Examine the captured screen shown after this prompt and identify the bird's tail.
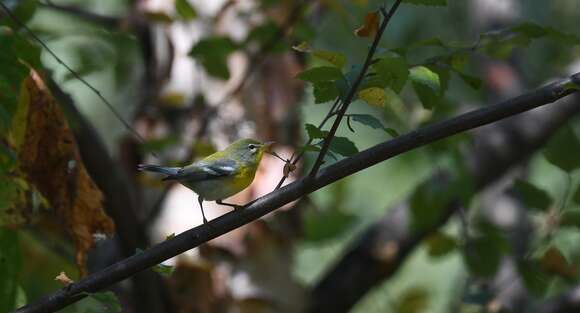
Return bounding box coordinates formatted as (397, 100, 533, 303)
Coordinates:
(137, 164, 181, 176)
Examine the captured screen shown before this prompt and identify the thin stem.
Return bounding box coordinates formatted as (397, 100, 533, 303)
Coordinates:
(274, 98, 341, 190)
(309, 1, 403, 177)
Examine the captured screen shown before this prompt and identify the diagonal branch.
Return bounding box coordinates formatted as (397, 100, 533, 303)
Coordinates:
(309, 0, 403, 176)
(13, 73, 580, 313)
(309, 87, 580, 313)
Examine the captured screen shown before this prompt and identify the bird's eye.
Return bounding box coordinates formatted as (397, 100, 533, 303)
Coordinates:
(248, 144, 257, 152)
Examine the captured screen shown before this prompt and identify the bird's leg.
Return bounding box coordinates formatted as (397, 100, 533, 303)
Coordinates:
(216, 200, 244, 211)
(198, 195, 208, 224)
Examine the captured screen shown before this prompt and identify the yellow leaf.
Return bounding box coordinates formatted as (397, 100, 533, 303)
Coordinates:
(354, 11, 379, 38)
(358, 87, 386, 107)
(160, 91, 186, 107)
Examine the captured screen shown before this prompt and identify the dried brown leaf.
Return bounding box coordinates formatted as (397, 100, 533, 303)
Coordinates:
(17, 71, 115, 276)
(354, 11, 379, 38)
(54, 271, 74, 286)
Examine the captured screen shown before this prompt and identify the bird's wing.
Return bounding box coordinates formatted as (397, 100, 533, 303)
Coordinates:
(163, 159, 238, 181)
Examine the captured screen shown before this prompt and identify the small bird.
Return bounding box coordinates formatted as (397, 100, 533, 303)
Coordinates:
(138, 139, 275, 224)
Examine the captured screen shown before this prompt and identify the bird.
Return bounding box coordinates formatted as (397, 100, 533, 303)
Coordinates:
(138, 139, 275, 224)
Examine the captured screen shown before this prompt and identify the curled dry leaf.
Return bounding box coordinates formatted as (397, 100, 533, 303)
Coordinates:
(54, 271, 74, 286)
(283, 162, 296, 177)
(354, 11, 380, 38)
(15, 71, 115, 276)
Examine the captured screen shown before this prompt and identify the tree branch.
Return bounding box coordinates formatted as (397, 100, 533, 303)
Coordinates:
(13, 73, 580, 313)
(309, 87, 580, 312)
(309, 1, 403, 176)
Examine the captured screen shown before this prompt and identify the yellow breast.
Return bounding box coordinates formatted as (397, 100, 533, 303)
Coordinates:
(186, 164, 258, 201)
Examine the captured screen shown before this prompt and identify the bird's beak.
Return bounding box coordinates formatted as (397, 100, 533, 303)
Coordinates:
(262, 141, 276, 153)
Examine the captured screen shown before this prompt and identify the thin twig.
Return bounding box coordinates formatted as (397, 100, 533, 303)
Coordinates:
(309, 2, 403, 177)
(274, 98, 341, 190)
(14, 71, 580, 313)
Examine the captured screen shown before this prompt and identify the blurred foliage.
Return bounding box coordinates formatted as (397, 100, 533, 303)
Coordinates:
(1, 0, 580, 312)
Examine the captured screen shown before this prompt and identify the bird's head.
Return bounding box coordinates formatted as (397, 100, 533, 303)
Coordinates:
(225, 139, 275, 164)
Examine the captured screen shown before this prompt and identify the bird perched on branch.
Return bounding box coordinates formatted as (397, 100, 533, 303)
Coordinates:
(138, 139, 275, 224)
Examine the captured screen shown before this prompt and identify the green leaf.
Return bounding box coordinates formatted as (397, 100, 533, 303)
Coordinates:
(463, 222, 508, 278)
(448, 51, 469, 71)
(512, 179, 553, 212)
(425, 231, 457, 258)
(296, 66, 344, 83)
(305, 123, 327, 139)
(63, 41, 114, 81)
(329, 136, 358, 157)
(402, 0, 447, 6)
(372, 56, 409, 93)
(409, 66, 441, 109)
(336, 64, 362, 101)
(385, 128, 400, 138)
(560, 208, 580, 229)
(457, 72, 482, 90)
(0, 229, 21, 312)
(304, 209, 357, 243)
(0, 30, 41, 135)
(246, 21, 279, 45)
(0, 0, 37, 27)
(543, 126, 580, 172)
(411, 37, 446, 48)
(409, 178, 453, 232)
(395, 287, 429, 313)
(291, 21, 316, 41)
(349, 114, 384, 130)
(313, 50, 347, 68)
(189, 37, 237, 79)
(349, 114, 397, 137)
(153, 264, 175, 276)
(517, 260, 550, 296)
(299, 144, 321, 153)
(87, 291, 122, 313)
(175, 0, 197, 20)
(510, 22, 580, 44)
(548, 227, 580, 264)
(313, 81, 339, 103)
